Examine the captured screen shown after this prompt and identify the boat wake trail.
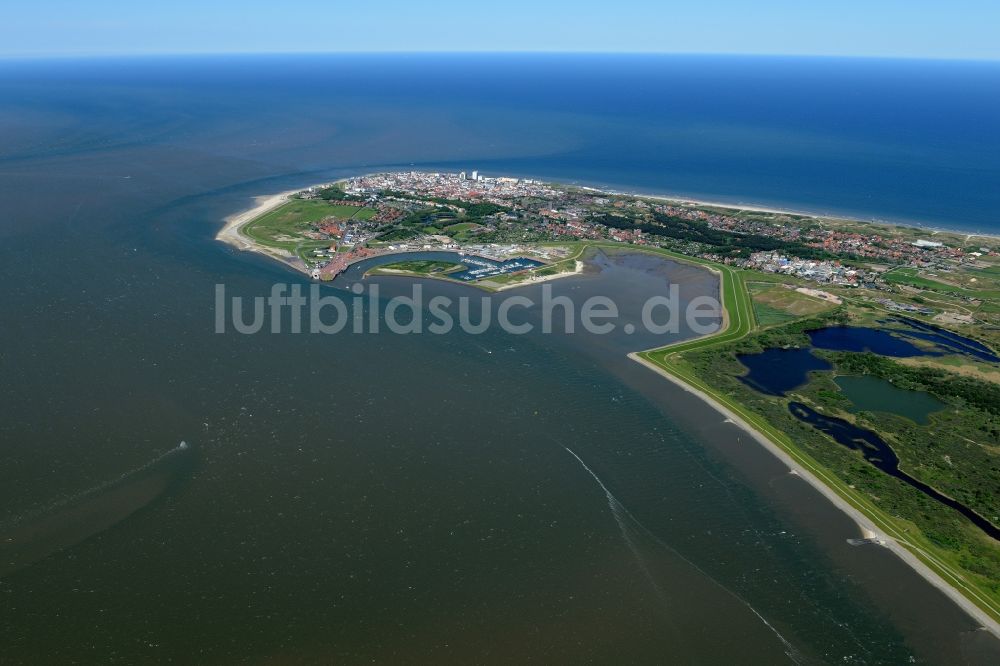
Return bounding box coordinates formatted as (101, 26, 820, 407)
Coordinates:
(562, 446, 804, 665)
(562, 446, 670, 605)
(0, 442, 193, 579)
(1, 442, 190, 531)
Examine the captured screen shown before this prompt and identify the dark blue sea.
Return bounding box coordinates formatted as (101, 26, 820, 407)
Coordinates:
(2, 55, 999, 663)
(3, 53, 999, 231)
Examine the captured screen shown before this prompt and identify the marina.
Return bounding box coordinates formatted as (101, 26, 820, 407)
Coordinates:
(448, 256, 545, 281)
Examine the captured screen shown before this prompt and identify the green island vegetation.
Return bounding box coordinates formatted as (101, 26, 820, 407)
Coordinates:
(590, 210, 835, 259)
(243, 199, 334, 247)
(367, 259, 464, 277)
(635, 256, 1000, 624)
(314, 184, 366, 202)
(883, 266, 1000, 300)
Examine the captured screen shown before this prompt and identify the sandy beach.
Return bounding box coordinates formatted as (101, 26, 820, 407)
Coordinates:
(216, 188, 319, 275)
(628, 351, 1000, 638)
(580, 185, 1000, 241)
(215, 188, 302, 250)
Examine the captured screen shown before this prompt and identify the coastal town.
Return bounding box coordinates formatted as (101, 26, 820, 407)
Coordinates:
(221, 170, 1000, 326)
(322, 172, 997, 274)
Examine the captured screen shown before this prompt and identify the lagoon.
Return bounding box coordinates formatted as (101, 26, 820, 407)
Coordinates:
(788, 403, 1000, 542)
(834, 375, 946, 425)
(737, 348, 831, 396)
(808, 326, 936, 357)
(810, 324, 1000, 363)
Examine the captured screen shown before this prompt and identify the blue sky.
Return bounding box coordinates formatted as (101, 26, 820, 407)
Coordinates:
(2, 0, 999, 60)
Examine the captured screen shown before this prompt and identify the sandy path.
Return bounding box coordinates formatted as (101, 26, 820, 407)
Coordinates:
(490, 260, 584, 291)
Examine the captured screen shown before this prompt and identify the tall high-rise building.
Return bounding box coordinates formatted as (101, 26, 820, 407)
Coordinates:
(471, 170, 478, 181)
(459, 171, 467, 181)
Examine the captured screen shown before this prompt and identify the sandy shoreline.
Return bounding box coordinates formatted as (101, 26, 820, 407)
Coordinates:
(583, 186, 1000, 242)
(490, 260, 584, 291)
(627, 351, 1000, 638)
(216, 188, 325, 275)
(215, 188, 303, 251)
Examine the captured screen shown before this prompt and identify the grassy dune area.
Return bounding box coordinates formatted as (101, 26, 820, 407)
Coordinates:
(884, 266, 1000, 299)
(242, 199, 376, 251)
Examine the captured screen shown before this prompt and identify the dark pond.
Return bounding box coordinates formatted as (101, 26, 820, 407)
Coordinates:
(788, 403, 1000, 541)
(737, 348, 831, 396)
(810, 323, 1000, 363)
(808, 327, 938, 357)
(896, 318, 1000, 363)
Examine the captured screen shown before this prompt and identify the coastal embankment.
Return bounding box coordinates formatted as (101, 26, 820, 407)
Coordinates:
(627, 353, 1000, 638)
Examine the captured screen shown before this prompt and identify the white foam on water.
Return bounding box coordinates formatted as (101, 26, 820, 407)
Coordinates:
(563, 445, 804, 665)
(562, 446, 668, 601)
(1, 442, 191, 531)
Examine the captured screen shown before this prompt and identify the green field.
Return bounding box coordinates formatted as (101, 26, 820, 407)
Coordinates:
(883, 267, 967, 291)
(243, 200, 336, 249)
(242, 199, 377, 251)
(370, 259, 463, 276)
(883, 266, 1000, 299)
(749, 282, 837, 326)
(328, 204, 376, 220)
(751, 300, 799, 327)
(444, 222, 481, 233)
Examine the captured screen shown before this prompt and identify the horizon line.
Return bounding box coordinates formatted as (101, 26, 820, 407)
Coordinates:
(1, 50, 999, 64)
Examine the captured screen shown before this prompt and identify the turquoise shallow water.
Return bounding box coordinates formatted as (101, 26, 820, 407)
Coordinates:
(1, 55, 999, 663)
